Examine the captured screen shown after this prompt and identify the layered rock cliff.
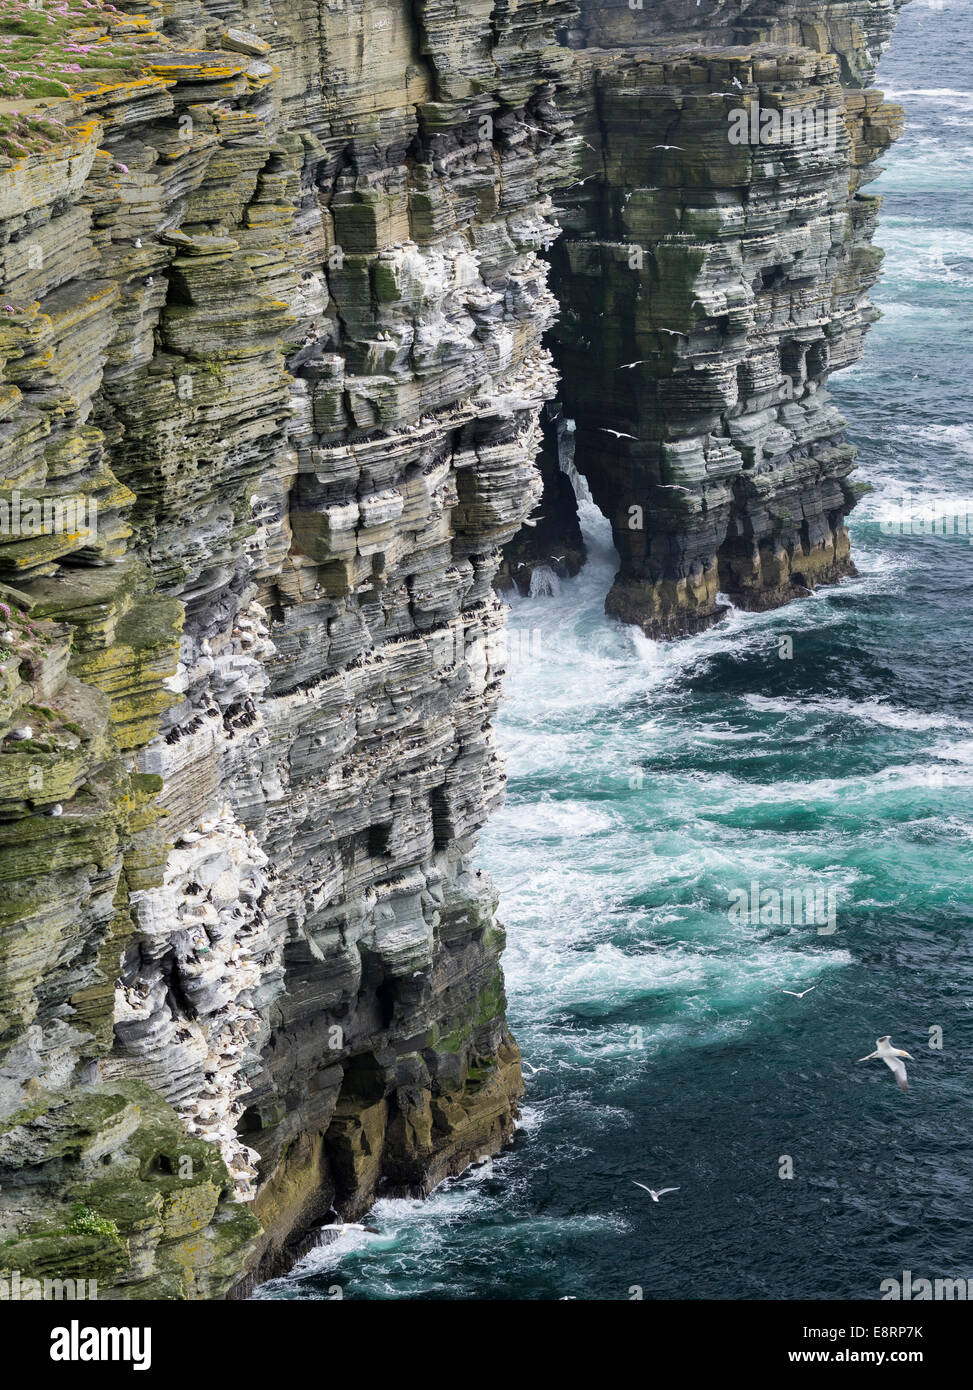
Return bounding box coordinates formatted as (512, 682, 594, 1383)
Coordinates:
(516, 0, 907, 634)
(0, 0, 904, 1299)
(0, 0, 576, 1297)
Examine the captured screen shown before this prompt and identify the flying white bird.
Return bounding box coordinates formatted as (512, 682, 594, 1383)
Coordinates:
(522, 1061, 549, 1075)
(653, 144, 684, 151)
(778, 982, 819, 998)
(599, 428, 638, 440)
(858, 1035, 913, 1094)
(617, 360, 647, 370)
(633, 1182, 680, 1202)
(731, 76, 744, 90)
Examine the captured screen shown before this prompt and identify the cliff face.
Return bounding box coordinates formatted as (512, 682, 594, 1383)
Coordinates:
(0, 0, 904, 1299)
(0, 0, 575, 1296)
(526, 0, 907, 634)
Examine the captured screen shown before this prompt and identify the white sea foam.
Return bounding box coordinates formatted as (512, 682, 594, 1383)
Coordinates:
(743, 692, 971, 733)
(888, 420, 973, 454)
(883, 87, 973, 109)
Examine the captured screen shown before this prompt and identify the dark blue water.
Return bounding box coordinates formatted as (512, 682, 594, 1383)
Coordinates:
(258, 1, 973, 1300)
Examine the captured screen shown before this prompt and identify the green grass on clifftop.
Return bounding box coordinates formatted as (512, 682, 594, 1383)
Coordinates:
(0, 0, 162, 155)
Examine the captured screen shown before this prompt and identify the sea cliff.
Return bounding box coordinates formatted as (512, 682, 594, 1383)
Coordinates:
(0, 0, 906, 1296)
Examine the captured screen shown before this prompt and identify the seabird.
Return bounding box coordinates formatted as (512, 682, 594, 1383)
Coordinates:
(632, 1182, 680, 1202)
(599, 428, 638, 440)
(522, 1061, 548, 1075)
(617, 361, 647, 370)
(7, 725, 32, 740)
(858, 1035, 913, 1093)
(47, 804, 63, 817)
(778, 982, 819, 998)
(652, 144, 684, 151)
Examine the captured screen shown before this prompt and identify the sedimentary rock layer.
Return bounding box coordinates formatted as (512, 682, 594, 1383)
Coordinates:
(0, 0, 575, 1296)
(533, 0, 907, 635)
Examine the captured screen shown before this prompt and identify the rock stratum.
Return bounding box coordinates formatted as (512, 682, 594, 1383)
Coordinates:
(524, 0, 909, 632)
(0, 0, 904, 1297)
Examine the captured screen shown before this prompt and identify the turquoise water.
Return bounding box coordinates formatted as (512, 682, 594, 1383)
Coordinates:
(258, 2, 973, 1300)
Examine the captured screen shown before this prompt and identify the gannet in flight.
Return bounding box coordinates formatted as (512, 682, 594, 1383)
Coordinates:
(778, 982, 819, 998)
(632, 1182, 680, 1202)
(617, 360, 647, 370)
(858, 1036, 913, 1093)
(599, 427, 638, 440)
